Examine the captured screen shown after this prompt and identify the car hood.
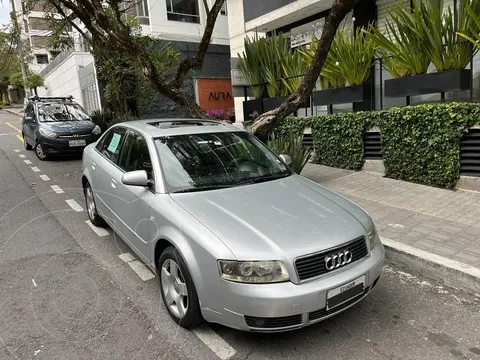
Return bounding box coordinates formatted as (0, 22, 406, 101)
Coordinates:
(42, 120, 95, 134)
(170, 174, 371, 261)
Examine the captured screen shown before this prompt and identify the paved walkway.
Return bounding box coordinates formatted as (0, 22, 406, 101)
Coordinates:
(302, 164, 480, 268)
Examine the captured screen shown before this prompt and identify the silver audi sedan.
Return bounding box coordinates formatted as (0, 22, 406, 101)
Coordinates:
(81, 119, 385, 332)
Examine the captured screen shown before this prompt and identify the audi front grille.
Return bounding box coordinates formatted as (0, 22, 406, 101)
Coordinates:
(294, 237, 369, 281)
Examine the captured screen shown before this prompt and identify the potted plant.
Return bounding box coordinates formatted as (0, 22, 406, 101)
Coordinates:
(304, 27, 376, 107)
(370, 0, 479, 98)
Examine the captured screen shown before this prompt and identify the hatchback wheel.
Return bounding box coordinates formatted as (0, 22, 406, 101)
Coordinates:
(84, 181, 106, 227)
(35, 142, 48, 160)
(159, 247, 203, 328)
(23, 135, 32, 150)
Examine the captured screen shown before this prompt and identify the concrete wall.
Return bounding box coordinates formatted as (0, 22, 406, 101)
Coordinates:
(37, 52, 96, 108)
(242, 0, 296, 22)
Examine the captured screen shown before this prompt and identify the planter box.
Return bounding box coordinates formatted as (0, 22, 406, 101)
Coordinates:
(385, 69, 471, 98)
(242, 99, 263, 121)
(313, 83, 372, 106)
(262, 96, 311, 112)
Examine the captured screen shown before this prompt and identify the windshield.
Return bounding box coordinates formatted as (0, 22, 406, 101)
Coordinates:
(155, 131, 292, 193)
(37, 102, 91, 122)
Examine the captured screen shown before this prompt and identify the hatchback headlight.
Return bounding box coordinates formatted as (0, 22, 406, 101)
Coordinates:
(39, 128, 57, 139)
(92, 125, 101, 135)
(218, 260, 289, 283)
(368, 224, 380, 249)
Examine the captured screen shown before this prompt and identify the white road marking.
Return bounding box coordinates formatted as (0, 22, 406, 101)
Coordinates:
(31, 166, 41, 172)
(14, 149, 21, 153)
(193, 325, 237, 360)
(39, 174, 50, 181)
(65, 199, 84, 212)
(128, 260, 155, 281)
(18, 154, 25, 158)
(24, 160, 32, 164)
(86, 220, 109, 237)
(50, 185, 64, 194)
(32, 279, 37, 287)
(119, 253, 136, 263)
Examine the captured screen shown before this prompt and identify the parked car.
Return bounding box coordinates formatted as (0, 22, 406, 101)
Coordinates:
(81, 119, 385, 332)
(22, 96, 101, 160)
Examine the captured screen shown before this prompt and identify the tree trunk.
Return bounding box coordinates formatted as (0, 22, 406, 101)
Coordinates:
(250, 0, 357, 139)
(34, 87, 38, 96)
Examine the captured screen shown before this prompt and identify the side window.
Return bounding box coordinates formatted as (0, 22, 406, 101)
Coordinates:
(118, 130, 153, 179)
(25, 104, 34, 118)
(96, 127, 127, 165)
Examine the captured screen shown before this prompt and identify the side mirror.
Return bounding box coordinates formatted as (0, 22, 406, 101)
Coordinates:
(121, 170, 152, 187)
(24, 116, 35, 123)
(279, 154, 292, 166)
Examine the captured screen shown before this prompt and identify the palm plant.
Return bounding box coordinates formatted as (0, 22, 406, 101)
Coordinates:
(420, 0, 480, 72)
(238, 34, 265, 98)
(280, 48, 308, 95)
(333, 26, 377, 86)
(457, 2, 480, 50)
(367, 1, 430, 77)
(263, 33, 288, 97)
(267, 130, 312, 174)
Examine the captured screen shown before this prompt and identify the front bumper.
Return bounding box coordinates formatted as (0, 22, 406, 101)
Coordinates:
(201, 242, 385, 332)
(39, 134, 98, 155)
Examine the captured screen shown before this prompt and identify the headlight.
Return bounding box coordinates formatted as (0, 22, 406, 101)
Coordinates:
(92, 125, 101, 135)
(368, 224, 380, 249)
(218, 260, 289, 283)
(39, 128, 57, 139)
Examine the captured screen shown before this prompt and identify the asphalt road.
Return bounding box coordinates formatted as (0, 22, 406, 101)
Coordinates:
(1, 110, 480, 360)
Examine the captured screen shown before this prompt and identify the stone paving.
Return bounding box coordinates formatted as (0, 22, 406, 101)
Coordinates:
(302, 164, 480, 268)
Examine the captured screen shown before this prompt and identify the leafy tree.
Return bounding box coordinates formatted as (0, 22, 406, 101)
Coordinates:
(249, 0, 357, 139)
(0, 30, 21, 101)
(27, 0, 226, 118)
(25, 73, 44, 96)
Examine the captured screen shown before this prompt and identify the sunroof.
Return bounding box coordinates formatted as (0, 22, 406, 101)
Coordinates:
(148, 120, 223, 129)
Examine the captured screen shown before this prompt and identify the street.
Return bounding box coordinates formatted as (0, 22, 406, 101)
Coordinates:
(1, 110, 480, 360)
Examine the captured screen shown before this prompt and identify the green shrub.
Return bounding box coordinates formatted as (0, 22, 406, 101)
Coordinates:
(267, 130, 313, 174)
(274, 102, 480, 188)
(376, 103, 480, 188)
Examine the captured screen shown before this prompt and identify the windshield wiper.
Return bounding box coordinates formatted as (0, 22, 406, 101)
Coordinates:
(173, 184, 233, 193)
(234, 173, 290, 185)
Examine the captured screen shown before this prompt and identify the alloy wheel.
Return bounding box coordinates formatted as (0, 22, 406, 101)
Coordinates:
(35, 143, 47, 160)
(86, 186, 96, 221)
(161, 259, 189, 319)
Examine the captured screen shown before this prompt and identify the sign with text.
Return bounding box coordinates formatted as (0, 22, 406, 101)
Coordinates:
(231, 69, 250, 86)
(290, 18, 325, 48)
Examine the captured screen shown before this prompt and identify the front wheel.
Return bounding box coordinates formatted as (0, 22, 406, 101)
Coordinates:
(35, 142, 48, 160)
(23, 135, 32, 150)
(158, 247, 203, 328)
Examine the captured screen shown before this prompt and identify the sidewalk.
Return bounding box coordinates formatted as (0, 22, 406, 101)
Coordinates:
(302, 164, 480, 269)
(1, 106, 23, 116)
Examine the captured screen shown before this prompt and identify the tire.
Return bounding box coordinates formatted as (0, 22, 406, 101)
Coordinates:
(158, 247, 203, 328)
(23, 135, 32, 150)
(83, 181, 107, 227)
(35, 142, 48, 160)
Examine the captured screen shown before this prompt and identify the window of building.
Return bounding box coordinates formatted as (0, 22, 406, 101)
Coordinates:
(220, 1, 227, 15)
(135, 0, 150, 24)
(166, 0, 200, 24)
(36, 54, 49, 64)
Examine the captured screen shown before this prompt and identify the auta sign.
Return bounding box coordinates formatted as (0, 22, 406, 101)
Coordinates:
(290, 18, 325, 48)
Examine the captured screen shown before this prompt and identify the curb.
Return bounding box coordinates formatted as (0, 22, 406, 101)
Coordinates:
(382, 237, 480, 295)
(1, 108, 23, 117)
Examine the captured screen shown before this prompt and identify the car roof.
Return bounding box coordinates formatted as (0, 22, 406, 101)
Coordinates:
(112, 119, 246, 137)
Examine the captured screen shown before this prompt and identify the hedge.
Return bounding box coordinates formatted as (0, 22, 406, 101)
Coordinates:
(275, 102, 480, 188)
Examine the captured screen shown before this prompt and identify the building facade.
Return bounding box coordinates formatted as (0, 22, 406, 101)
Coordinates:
(228, 0, 480, 122)
(32, 0, 231, 117)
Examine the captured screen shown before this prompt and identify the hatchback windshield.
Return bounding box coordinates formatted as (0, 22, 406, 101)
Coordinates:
(38, 102, 91, 122)
(155, 131, 292, 193)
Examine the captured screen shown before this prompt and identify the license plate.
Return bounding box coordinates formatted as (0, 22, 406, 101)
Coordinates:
(326, 275, 365, 310)
(69, 139, 86, 147)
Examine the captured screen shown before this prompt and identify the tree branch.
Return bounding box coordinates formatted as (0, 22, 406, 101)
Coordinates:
(203, 0, 210, 14)
(168, 0, 224, 90)
(250, 0, 357, 139)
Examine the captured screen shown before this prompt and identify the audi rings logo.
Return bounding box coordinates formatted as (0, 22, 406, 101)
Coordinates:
(325, 250, 353, 270)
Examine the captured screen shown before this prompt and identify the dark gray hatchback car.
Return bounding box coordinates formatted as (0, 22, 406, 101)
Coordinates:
(22, 96, 101, 160)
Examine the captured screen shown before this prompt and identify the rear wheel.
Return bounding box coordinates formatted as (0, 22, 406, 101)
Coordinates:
(35, 142, 48, 160)
(158, 247, 203, 328)
(84, 181, 107, 227)
(23, 135, 32, 150)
